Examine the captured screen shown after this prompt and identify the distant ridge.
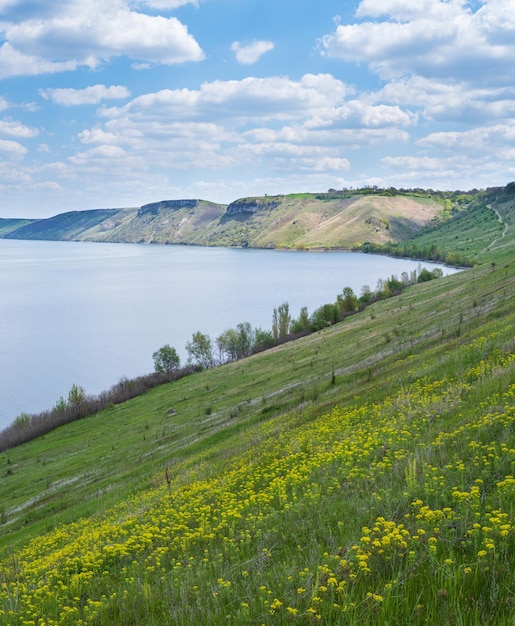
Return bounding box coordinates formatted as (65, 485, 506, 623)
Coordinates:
(1, 185, 512, 256)
(0, 208, 126, 241)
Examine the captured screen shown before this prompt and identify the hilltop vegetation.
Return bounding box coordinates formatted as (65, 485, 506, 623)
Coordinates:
(0, 184, 513, 624)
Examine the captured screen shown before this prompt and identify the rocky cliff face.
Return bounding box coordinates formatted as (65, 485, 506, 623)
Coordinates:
(138, 199, 199, 217)
(225, 198, 280, 216)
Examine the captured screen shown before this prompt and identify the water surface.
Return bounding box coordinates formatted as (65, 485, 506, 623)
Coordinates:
(0, 240, 458, 428)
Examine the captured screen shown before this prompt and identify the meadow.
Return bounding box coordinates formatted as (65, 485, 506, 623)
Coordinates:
(0, 193, 513, 624)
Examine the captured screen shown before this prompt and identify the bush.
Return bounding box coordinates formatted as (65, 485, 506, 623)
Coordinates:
(0, 366, 197, 453)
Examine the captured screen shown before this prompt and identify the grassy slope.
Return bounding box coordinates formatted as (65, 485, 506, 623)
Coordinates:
(0, 219, 35, 236)
(0, 194, 513, 624)
(402, 198, 508, 262)
(201, 194, 441, 249)
(3, 210, 128, 241)
(79, 201, 227, 245)
(1, 192, 442, 249)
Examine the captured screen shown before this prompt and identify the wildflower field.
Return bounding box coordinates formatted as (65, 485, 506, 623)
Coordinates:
(0, 201, 514, 624)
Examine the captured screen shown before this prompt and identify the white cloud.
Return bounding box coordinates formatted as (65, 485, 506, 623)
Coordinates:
(321, 0, 515, 86)
(101, 74, 351, 123)
(78, 128, 121, 145)
(0, 138, 27, 155)
(306, 101, 416, 130)
(70, 145, 127, 164)
(231, 40, 274, 65)
(0, 0, 19, 10)
(373, 76, 515, 124)
(0, 42, 77, 79)
(356, 0, 465, 21)
(138, 0, 199, 8)
(0, 1, 204, 77)
(417, 124, 515, 154)
(40, 85, 131, 106)
(0, 119, 39, 138)
(381, 155, 450, 171)
(33, 181, 62, 191)
(314, 157, 350, 172)
(70, 73, 416, 189)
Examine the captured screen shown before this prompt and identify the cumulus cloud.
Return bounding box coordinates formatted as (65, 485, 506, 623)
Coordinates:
(70, 73, 415, 189)
(100, 74, 351, 123)
(321, 0, 515, 86)
(381, 155, 450, 171)
(231, 40, 274, 65)
(0, 42, 77, 78)
(0, 119, 39, 138)
(0, 138, 27, 155)
(70, 145, 127, 164)
(306, 101, 416, 130)
(417, 124, 515, 154)
(40, 85, 131, 106)
(0, 1, 204, 77)
(372, 75, 515, 124)
(138, 0, 199, 8)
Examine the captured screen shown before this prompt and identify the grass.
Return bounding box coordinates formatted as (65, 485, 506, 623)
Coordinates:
(0, 192, 513, 624)
(406, 202, 504, 261)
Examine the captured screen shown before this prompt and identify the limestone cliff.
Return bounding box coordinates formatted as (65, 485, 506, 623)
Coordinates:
(138, 200, 199, 217)
(225, 198, 280, 215)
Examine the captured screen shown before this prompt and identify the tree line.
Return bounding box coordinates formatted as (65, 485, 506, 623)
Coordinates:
(153, 265, 444, 373)
(0, 264, 444, 453)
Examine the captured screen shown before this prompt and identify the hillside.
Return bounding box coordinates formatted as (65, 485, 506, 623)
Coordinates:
(0, 218, 35, 236)
(2, 209, 134, 241)
(0, 187, 513, 624)
(2, 189, 452, 250)
(378, 184, 515, 265)
(86, 199, 227, 245)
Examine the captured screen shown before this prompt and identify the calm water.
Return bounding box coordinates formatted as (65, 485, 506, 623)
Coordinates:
(0, 240, 458, 428)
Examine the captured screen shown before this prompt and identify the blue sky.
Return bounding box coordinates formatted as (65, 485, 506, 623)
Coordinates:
(0, 0, 514, 218)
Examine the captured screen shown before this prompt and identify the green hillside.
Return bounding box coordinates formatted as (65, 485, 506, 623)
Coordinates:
(0, 186, 513, 624)
(3, 209, 133, 241)
(0, 218, 35, 236)
(387, 185, 515, 264)
(82, 199, 227, 245)
(1, 188, 455, 250)
(199, 192, 441, 249)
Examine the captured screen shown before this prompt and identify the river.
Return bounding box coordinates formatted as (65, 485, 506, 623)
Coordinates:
(0, 239, 459, 428)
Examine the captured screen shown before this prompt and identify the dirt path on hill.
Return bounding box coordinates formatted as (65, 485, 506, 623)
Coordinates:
(484, 204, 509, 251)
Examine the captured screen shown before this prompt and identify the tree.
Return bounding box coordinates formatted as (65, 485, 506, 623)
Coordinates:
(186, 331, 214, 369)
(235, 321, 255, 358)
(153, 344, 180, 375)
(386, 274, 403, 295)
(216, 328, 240, 363)
(337, 286, 359, 314)
(272, 302, 291, 339)
(417, 267, 438, 282)
(291, 306, 310, 333)
(216, 322, 255, 363)
(254, 327, 274, 351)
(13, 413, 30, 430)
(359, 284, 373, 304)
(311, 302, 339, 330)
(67, 384, 88, 419)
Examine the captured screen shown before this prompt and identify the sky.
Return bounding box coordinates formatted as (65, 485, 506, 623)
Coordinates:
(0, 0, 514, 218)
